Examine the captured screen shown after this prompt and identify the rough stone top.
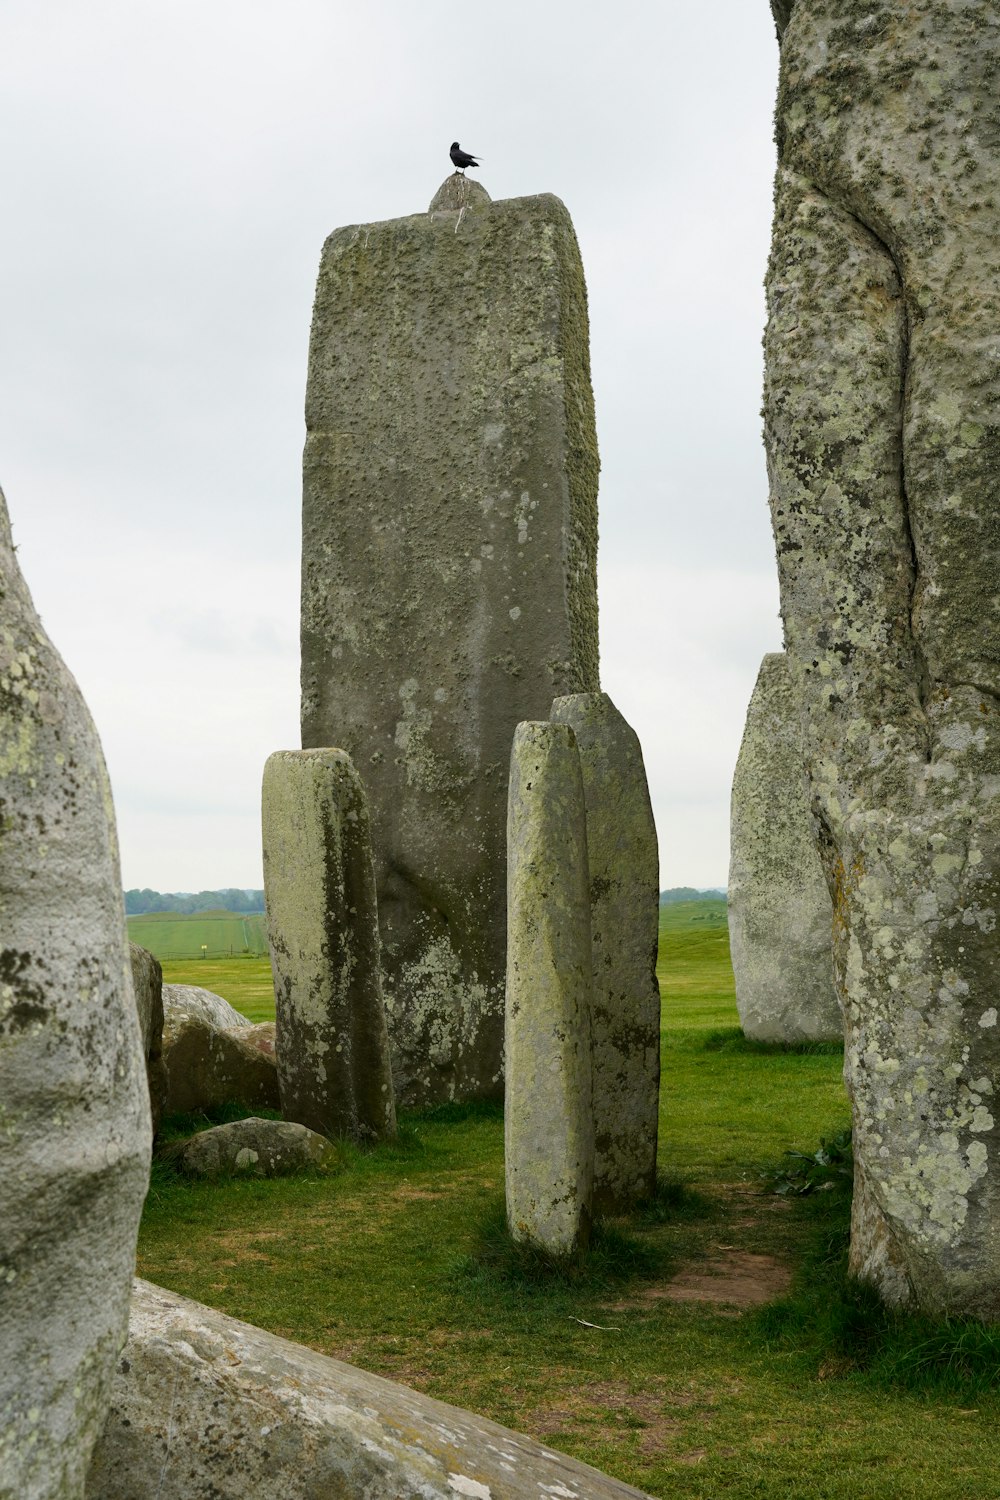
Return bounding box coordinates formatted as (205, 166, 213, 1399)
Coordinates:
(428, 173, 492, 212)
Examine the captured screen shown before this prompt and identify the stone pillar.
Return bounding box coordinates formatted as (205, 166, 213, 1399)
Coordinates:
(550, 691, 660, 1209)
(728, 653, 840, 1043)
(505, 722, 593, 1256)
(262, 749, 396, 1142)
(766, 2, 1000, 1317)
(301, 177, 600, 1108)
(130, 943, 168, 1137)
(0, 483, 151, 1496)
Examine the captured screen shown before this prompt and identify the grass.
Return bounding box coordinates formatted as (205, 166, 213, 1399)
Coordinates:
(128, 909, 268, 961)
(136, 900, 1000, 1497)
(160, 955, 275, 1023)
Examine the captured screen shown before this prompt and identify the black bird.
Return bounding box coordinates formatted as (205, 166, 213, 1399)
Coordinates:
(450, 141, 481, 174)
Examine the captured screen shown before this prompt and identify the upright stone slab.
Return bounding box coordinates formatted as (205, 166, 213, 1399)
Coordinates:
(766, 2, 1000, 1317)
(301, 179, 600, 1107)
(262, 749, 396, 1141)
(0, 484, 151, 1498)
(550, 691, 660, 1210)
(505, 722, 593, 1255)
(728, 653, 840, 1044)
(130, 943, 167, 1137)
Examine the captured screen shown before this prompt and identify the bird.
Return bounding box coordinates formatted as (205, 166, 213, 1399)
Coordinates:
(450, 142, 481, 174)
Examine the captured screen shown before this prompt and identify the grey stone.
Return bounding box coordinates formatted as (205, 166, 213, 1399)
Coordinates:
(262, 749, 396, 1141)
(0, 483, 151, 1498)
(161, 1014, 279, 1117)
(428, 174, 491, 212)
(550, 691, 660, 1210)
(87, 1279, 651, 1500)
(727, 653, 840, 1044)
(301, 182, 600, 1108)
(173, 1117, 339, 1178)
(162, 981, 251, 1030)
(505, 722, 594, 1256)
(765, 2, 1000, 1317)
(130, 943, 167, 1136)
(770, 0, 795, 40)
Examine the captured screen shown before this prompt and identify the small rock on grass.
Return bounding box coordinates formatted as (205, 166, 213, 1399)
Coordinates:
(173, 1117, 339, 1178)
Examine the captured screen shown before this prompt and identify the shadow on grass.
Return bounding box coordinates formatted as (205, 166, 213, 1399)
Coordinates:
(751, 1139, 1000, 1399)
(703, 1025, 844, 1058)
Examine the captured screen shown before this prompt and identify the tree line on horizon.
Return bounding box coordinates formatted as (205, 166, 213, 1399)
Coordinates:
(124, 888, 265, 916)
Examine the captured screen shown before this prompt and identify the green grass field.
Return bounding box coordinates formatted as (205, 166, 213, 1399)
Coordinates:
(138, 901, 1000, 1497)
(128, 909, 268, 961)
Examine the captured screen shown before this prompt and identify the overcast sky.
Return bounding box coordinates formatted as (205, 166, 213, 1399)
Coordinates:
(1, 0, 782, 892)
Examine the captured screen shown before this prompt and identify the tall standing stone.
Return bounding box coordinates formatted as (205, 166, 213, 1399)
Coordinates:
(0, 484, 151, 1497)
(505, 722, 593, 1256)
(728, 653, 840, 1043)
(550, 691, 660, 1209)
(766, 1, 1000, 1317)
(262, 749, 396, 1141)
(301, 179, 600, 1107)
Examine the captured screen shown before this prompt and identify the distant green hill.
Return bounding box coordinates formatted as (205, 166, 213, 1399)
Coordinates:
(127, 910, 268, 961)
(660, 886, 726, 904)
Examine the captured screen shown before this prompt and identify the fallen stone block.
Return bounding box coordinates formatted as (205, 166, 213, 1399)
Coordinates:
(161, 1014, 279, 1117)
(162, 981, 252, 1030)
(86, 1280, 650, 1500)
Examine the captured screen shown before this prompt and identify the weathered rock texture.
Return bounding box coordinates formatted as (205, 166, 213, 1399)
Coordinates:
(130, 942, 167, 1135)
(301, 180, 600, 1108)
(728, 653, 840, 1044)
(262, 748, 396, 1141)
(505, 722, 594, 1255)
(161, 1015, 279, 1117)
(550, 691, 660, 1209)
(766, 2, 1000, 1317)
(162, 981, 251, 1030)
(172, 1118, 338, 1178)
(0, 484, 151, 1498)
(87, 1280, 651, 1500)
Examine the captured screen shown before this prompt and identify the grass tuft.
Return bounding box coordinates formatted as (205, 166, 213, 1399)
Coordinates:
(452, 1198, 664, 1295)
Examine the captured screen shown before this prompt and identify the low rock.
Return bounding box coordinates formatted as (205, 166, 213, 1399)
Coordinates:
(86, 1279, 651, 1499)
(130, 943, 167, 1135)
(174, 1117, 338, 1178)
(161, 1014, 279, 1117)
(162, 982, 252, 1030)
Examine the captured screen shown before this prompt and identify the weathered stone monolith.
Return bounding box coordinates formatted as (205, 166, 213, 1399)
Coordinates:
(262, 749, 396, 1141)
(301, 180, 600, 1107)
(505, 722, 593, 1255)
(728, 653, 840, 1044)
(130, 943, 167, 1136)
(766, 2, 1000, 1317)
(86, 1280, 653, 1499)
(0, 483, 151, 1497)
(550, 691, 660, 1209)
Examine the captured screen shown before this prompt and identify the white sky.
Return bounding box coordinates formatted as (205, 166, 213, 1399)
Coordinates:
(0, 0, 783, 892)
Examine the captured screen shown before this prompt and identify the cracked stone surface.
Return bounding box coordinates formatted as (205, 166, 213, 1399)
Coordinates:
(262, 749, 396, 1142)
(766, 0, 1000, 1317)
(301, 180, 600, 1108)
(728, 653, 840, 1043)
(0, 483, 151, 1497)
(505, 722, 594, 1257)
